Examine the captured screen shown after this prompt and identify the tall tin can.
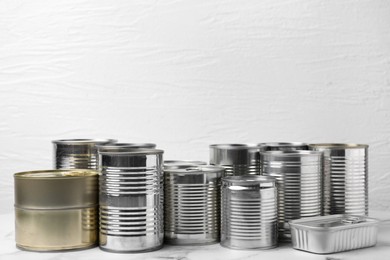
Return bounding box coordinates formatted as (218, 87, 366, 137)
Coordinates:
(309, 143, 368, 216)
(53, 139, 116, 170)
(221, 176, 278, 250)
(210, 144, 260, 176)
(14, 170, 99, 251)
(98, 147, 164, 253)
(258, 142, 309, 151)
(261, 150, 323, 241)
(164, 166, 225, 245)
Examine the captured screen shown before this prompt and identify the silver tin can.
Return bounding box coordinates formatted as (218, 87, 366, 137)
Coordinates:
(164, 166, 225, 245)
(164, 160, 207, 170)
(290, 215, 378, 254)
(221, 176, 278, 250)
(98, 147, 164, 253)
(53, 139, 116, 170)
(261, 150, 322, 241)
(309, 143, 368, 216)
(258, 142, 309, 151)
(210, 144, 260, 176)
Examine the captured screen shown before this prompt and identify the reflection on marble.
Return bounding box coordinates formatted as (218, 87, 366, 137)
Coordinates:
(1, 211, 390, 260)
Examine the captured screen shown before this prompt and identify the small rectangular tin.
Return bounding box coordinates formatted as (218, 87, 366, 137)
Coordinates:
(289, 215, 378, 254)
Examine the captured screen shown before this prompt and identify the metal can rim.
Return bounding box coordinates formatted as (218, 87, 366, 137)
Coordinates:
(209, 143, 259, 150)
(260, 150, 322, 156)
(52, 138, 117, 145)
(97, 143, 156, 150)
(309, 143, 368, 149)
(98, 148, 164, 155)
(222, 175, 276, 184)
(165, 165, 225, 174)
(14, 169, 98, 179)
(258, 142, 308, 147)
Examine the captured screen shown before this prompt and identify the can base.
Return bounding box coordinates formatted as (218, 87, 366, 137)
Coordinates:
(99, 244, 163, 254)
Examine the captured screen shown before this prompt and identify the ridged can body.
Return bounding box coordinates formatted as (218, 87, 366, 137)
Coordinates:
(261, 151, 322, 241)
(14, 170, 99, 251)
(258, 142, 309, 151)
(164, 166, 225, 245)
(210, 144, 260, 176)
(98, 148, 164, 253)
(309, 144, 368, 216)
(53, 139, 116, 170)
(221, 176, 278, 250)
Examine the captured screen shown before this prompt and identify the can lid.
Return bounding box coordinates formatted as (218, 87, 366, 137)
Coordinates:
(309, 143, 369, 149)
(289, 215, 378, 231)
(260, 150, 322, 156)
(99, 148, 164, 155)
(97, 143, 156, 150)
(52, 138, 117, 145)
(210, 143, 259, 150)
(165, 165, 225, 174)
(258, 142, 308, 149)
(222, 175, 276, 184)
(164, 160, 207, 169)
(14, 169, 98, 179)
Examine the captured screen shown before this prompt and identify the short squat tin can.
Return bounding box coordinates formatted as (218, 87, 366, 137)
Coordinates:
(98, 147, 164, 253)
(221, 176, 278, 250)
(14, 170, 99, 251)
(164, 166, 225, 245)
(53, 139, 116, 170)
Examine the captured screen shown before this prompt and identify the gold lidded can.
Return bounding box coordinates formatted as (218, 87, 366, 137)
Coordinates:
(14, 169, 99, 251)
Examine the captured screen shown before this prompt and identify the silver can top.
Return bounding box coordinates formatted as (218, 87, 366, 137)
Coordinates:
(52, 138, 117, 145)
(289, 215, 378, 230)
(309, 143, 369, 149)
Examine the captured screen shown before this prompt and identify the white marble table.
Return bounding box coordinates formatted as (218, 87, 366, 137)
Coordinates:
(1, 211, 390, 260)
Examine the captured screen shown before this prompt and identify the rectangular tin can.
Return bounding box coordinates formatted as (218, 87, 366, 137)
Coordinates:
(14, 170, 99, 251)
(289, 215, 378, 254)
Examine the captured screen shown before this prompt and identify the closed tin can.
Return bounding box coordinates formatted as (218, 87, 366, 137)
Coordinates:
(14, 170, 98, 251)
(261, 150, 322, 240)
(290, 215, 378, 254)
(210, 144, 260, 176)
(309, 143, 368, 216)
(53, 139, 116, 170)
(164, 160, 207, 170)
(164, 166, 225, 245)
(221, 176, 278, 250)
(258, 142, 309, 151)
(98, 147, 164, 253)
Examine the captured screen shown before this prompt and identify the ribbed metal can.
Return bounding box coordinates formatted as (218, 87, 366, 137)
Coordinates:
(164, 166, 225, 245)
(221, 176, 278, 250)
(14, 170, 98, 251)
(258, 142, 309, 151)
(309, 143, 368, 216)
(164, 160, 207, 170)
(98, 147, 164, 253)
(53, 139, 116, 170)
(210, 144, 260, 176)
(260, 150, 323, 241)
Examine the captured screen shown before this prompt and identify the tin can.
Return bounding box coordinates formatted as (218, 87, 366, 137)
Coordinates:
(290, 215, 378, 254)
(261, 150, 323, 240)
(98, 147, 164, 253)
(309, 143, 368, 216)
(258, 142, 309, 151)
(164, 160, 207, 170)
(14, 170, 98, 251)
(53, 139, 116, 170)
(221, 176, 278, 250)
(164, 166, 225, 245)
(210, 144, 260, 176)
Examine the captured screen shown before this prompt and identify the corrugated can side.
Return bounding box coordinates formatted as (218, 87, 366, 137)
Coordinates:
(164, 166, 225, 245)
(14, 170, 99, 251)
(98, 148, 164, 253)
(53, 139, 116, 170)
(261, 150, 323, 241)
(221, 176, 278, 250)
(210, 144, 260, 176)
(309, 143, 368, 216)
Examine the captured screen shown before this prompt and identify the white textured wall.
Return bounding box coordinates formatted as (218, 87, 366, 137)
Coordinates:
(1, 0, 390, 213)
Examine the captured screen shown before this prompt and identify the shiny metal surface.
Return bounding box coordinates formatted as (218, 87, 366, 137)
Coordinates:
(261, 150, 322, 241)
(99, 148, 164, 253)
(164, 166, 225, 245)
(258, 142, 309, 151)
(309, 143, 368, 216)
(53, 139, 116, 170)
(210, 144, 260, 176)
(14, 170, 98, 251)
(290, 214, 378, 254)
(97, 142, 156, 150)
(164, 160, 207, 170)
(221, 176, 278, 250)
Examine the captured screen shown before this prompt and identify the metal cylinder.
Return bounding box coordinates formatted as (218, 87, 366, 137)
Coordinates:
(260, 150, 322, 241)
(258, 142, 309, 151)
(53, 139, 116, 170)
(14, 170, 98, 251)
(98, 147, 164, 253)
(309, 143, 368, 216)
(164, 160, 207, 170)
(221, 176, 278, 250)
(210, 144, 260, 176)
(164, 166, 225, 245)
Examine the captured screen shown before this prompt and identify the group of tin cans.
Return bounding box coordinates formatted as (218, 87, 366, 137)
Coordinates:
(14, 140, 369, 253)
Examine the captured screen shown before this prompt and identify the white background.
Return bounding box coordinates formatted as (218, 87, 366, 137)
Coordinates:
(1, 0, 389, 213)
